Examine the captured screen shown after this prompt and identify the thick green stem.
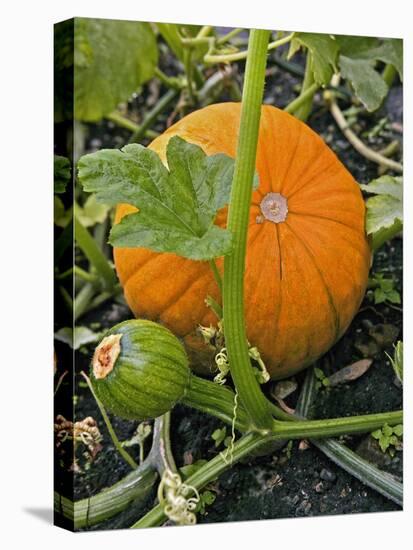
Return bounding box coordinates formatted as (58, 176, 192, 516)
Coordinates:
(132, 431, 262, 528)
(148, 412, 178, 475)
(296, 367, 402, 506)
(314, 438, 402, 506)
(54, 462, 157, 529)
(132, 406, 402, 528)
(74, 216, 117, 291)
(223, 29, 273, 431)
(62, 370, 402, 529)
(181, 375, 252, 433)
(293, 53, 316, 121)
(55, 414, 177, 529)
(284, 82, 319, 114)
(272, 410, 402, 439)
(129, 88, 179, 143)
(181, 372, 402, 441)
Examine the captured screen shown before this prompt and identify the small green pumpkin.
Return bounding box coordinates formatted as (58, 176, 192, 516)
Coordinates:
(90, 319, 190, 420)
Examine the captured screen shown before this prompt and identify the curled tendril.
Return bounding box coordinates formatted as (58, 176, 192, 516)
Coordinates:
(157, 469, 200, 526)
(220, 391, 238, 465)
(214, 347, 230, 384)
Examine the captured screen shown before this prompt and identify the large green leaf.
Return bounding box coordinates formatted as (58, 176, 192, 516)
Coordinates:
(339, 56, 388, 112)
(288, 33, 339, 85)
(74, 18, 158, 121)
(77, 137, 242, 261)
(337, 36, 402, 111)
(359, 39, 403, 80)
(337, 36, 403, 80)
(335, 35, 380, 57)
(360, 176, 403, 234)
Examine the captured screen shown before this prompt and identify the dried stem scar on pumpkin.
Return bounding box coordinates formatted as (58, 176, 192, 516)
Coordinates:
(114, 103, 371, 380)
(92, 334, 122, 379)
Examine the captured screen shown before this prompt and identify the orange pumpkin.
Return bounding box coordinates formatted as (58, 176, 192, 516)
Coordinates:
(114, 103, 371, 380)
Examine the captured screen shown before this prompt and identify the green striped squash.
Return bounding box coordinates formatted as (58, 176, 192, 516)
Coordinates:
(90, 319, 190, 420)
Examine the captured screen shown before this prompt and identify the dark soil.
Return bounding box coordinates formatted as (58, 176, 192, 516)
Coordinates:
(61, 33, 403, 529)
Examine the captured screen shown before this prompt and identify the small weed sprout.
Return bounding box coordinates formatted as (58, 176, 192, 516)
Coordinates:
(369, 273, 401, 305)
(314, 367, 330, 390)
(371, 423, 403, 456)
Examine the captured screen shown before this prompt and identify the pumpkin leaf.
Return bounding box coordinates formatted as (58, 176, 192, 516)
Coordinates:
(360, 176, 403, 235)
(54, 155, 71, 193)
(338, 37, 403, 81)
(339, 56, 388, 112)
(73, 18, 158, 121)
(335, 35, 380, 57)
(288, 33, 339, 85)
(77, 136, 241, 260)
(337, 37, 402, 111)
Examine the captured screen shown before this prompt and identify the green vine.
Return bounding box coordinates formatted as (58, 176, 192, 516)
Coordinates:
(222, 29, 274, 431)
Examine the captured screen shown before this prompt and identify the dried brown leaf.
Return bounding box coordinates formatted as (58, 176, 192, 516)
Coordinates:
(328, 359, 373, 386)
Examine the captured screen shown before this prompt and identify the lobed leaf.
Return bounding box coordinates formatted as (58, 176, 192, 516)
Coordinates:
(335, 35, 380, 57)
(360, 176, 403, 235)
(78, 136, 240, 260)
(337, 36, 403, 111)
(288, 33, 339, 85)
(339, 56, 388, 112)
(73, 18, 158, 121)
(349, 39, 403, 80)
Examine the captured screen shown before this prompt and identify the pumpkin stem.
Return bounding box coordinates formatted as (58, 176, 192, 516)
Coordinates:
(222, 28, 274, 430)
(260, 192, 288, 223)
